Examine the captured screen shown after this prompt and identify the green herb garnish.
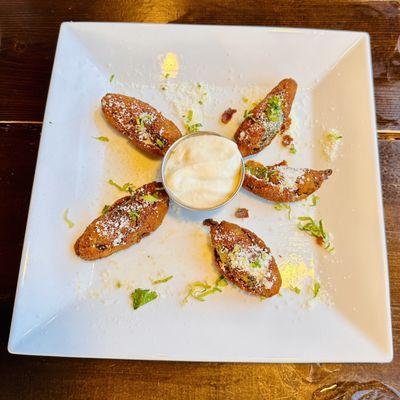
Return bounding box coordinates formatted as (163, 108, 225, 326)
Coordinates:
(155, 138, 164, 148)
(274, 203, 291, 219)
(94, 136, 109, 142)
(184, 109, 202, 133)
(152, 275, 173, 285)
(246, 164, 279, 182)
(63, 209, 74, 228)
(143, 193, 159, 204)
(109, 74, 115, 83)
(290, 286, 301, 295)
(243, 109, 254, 120)
(289, 143, 297, 154)
(266, 95, 282, 122)
(313, 281, 321, 297)
(131, 288, 158, 310)
(116, 280, 122, 288)
(297, 216, 334, 252)
(327, 132, 343, 141)
(183, 276, 227, 303)
(108, 179, 135, 194)
(310, 195, 319, 207)
(242, 97, 249, 103)
(135, 113, 153, 128)
(250, 259, 262, 268)
(129, 211, 140, 221)
(102, 205, 110, 215)
(215, 275, 228, 287)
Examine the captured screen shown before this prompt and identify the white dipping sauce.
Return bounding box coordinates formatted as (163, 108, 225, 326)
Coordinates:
(164, 135, 243, 209)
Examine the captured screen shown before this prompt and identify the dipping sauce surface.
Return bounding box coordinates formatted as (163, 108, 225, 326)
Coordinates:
(164, 134, 243, 209)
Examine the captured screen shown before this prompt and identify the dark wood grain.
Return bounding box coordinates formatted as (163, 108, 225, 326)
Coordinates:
(0, 0, 400, 128)
(0, 123, 399, 399)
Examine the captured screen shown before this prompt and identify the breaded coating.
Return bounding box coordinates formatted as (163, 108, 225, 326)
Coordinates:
(203, 219, 281, 298)
(243, 160, 332, 202)
(101, 93, 182, 157)
(75, 182, 169, 260)
(235, 78, 297, 157)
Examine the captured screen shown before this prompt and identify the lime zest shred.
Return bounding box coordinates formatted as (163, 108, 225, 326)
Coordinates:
(274, 203, 291, 219)
(102, 205, 110, 215)
(243, 109, 255, 121)
(152, 275, 173, 285)
(242, 97, 249, 103)
(184, 109, 202, 133)
(109, 74, 115, 83)
(290, 286, 301, 295)
(108, 179, 135, 194)
(93, 136, 109, 142)
(310, 195, 319, 207)
(289, 143, 297, 154)
(183, 276, 227, 304)
(313, 281, 321, 297)
(297, 216, 334, 252)
(63, 209, 74, 228)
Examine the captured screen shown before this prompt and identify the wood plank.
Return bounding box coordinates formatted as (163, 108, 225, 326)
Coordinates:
(0, 123, 399, 399)
(0, 0, 400, 128)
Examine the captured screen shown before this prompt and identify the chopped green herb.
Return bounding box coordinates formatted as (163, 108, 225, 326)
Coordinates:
(197, 83, 201, 89)
(215, 276, 228, 287)
(155, 138, 164, 148)
(93, 136, 109, 142)
(245, 164, 280, 182)
(164, 73, 170, 78)
(243, 109, 254, 120)
(297, 216, 334, 252)
(184, 109, 202, 133)
(102, 205, 110, 215)
(109, 74, 115, 83)
(313, 281, 321, 297)
(152, 275, 173, 285)
(143, 193, 159, 204)
(136, 113, 153, 126)
(115, 280, 122, 288)
(266, 96, 282, 122)
(108, 179, 135, 194)
(274, 203, 291, 219)
(183, 277, 227, 303)
(129, 211, 140, 221)
(310, 195, 319, 207)
(290, 286, 301, 294)
(131, 288, 158, 310)
(289, 143, 297, 154)
(327, 132, 343, 141)
(250, 259, 262, 268)
(242, 97, 249, 103)
(63, 209, 74, 228)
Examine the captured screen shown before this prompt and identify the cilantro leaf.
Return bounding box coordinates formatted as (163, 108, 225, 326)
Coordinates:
(152, 275, 173, 285)
(131, 288, 158, 310)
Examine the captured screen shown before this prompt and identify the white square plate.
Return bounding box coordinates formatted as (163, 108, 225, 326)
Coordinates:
(8, 23, 392, 362)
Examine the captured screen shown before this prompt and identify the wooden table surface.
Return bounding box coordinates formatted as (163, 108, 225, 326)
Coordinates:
(0, 1, 399, 399)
